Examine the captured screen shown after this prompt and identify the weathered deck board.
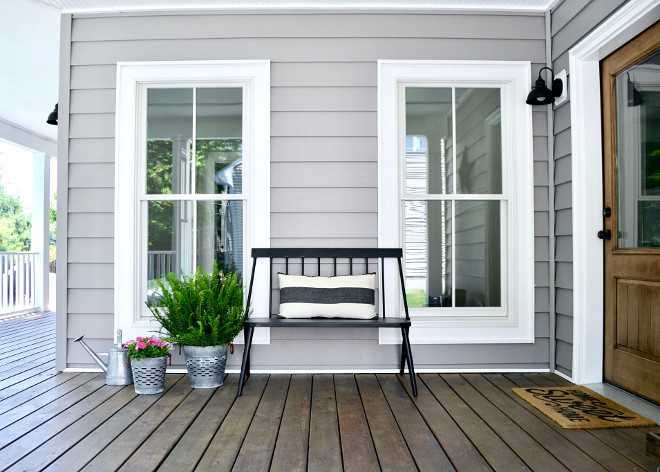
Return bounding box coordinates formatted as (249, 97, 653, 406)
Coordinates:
(270, 374, 312, 472)
(194, 374, 268, 472)
(0, 312, 658, 472)
(377, 374, 455, 471)
(421, 373, 530, 471)
(233, 374, 291, 471)
(158, 375, 239, 472)
(334, 374, 380, 472)
(44, 375, 184, 472)
(307, 373, 343, 472)
(80, 376, 192, 472)
(491, 373, 649, 471)
(356, 374, 418, 471)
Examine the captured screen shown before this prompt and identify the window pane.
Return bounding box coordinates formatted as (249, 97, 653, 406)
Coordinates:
(404, 201, 452, 307)
(147, 200, 195, 295)
(196, 88, 243, 195)
(197, 200, 244, 278)
(405, 88, 453, 194)
(455, 200, 501, 307)
(147, 89, 193, 195)
(455, 88, 502, 195)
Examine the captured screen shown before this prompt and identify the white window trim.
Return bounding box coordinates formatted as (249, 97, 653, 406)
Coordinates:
(115, 60, 271, 344)
(378, 60, 535, 344)
(569, 0, 659, 385)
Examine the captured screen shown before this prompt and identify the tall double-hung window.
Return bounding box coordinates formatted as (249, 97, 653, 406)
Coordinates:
(115, 61, 270, 341)
(379, 61, 535, 344)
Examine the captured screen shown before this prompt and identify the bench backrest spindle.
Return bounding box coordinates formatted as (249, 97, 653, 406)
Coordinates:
(245, 248, 410, 321)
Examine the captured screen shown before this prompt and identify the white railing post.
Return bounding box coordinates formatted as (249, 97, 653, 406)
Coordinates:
(32, 151, 50, 311)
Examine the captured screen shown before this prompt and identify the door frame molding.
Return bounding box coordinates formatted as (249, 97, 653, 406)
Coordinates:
(569, 0, 659, 385)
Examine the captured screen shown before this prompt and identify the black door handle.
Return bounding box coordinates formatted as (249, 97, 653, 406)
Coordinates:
(598, 230, 612, 240)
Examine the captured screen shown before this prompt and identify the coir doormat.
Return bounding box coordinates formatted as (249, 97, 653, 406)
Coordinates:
(512, 386, 657, 429)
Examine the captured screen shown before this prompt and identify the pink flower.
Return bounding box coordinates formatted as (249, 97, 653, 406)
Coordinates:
(136, 341, 147, 349)
(148, 338, 159, 345)
(136, 336, 143, 342)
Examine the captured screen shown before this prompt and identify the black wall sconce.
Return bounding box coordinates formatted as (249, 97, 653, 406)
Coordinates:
(526, 67, 563, 105)
(47, 104, 58, 125)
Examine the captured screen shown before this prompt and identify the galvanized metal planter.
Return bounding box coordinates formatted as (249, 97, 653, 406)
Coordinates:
(183, 345, 227, 388)
(131, 356, 168, 394)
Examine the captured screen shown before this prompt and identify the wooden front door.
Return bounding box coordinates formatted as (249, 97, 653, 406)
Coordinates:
(602, 21, 660, 404)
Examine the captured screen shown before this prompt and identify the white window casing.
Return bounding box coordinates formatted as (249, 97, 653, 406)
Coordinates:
(115, 60, 271, 344)
(378, 60, 535, 344)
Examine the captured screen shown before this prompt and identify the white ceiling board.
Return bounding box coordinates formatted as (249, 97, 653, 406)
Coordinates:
(0, 0, 60, 145)
(34, 0, 554, 12)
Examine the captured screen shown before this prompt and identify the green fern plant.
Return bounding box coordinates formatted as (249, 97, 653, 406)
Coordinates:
(146, 263, 248, 346)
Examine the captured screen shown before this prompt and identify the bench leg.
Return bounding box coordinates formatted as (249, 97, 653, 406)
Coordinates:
(400, 338, 406, 375)
(401, 327, 418, 397)
(238, 326, 254, 396)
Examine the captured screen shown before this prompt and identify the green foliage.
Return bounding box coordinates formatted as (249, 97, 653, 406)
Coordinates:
(0, 182, 31, 252)
(49, 194, 56, 263)
(146, 263, 248, 347)
(124, 336, 172, 360)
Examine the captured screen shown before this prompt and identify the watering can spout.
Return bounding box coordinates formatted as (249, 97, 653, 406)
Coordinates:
(74, 334, 108, 373)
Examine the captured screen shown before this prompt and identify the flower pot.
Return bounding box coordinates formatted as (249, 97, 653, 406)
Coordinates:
(131, 356, 168, 394)
(182, 345, 227, 388)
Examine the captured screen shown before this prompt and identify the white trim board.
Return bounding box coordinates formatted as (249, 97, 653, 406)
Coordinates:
(569, 0, 660, 385)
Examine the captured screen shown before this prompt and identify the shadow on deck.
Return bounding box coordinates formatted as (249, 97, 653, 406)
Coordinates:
(0, 311, 658, 471)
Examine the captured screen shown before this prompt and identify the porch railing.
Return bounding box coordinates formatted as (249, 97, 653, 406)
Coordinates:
(148, 250, 176, 281)
(0, 252, 36, 314)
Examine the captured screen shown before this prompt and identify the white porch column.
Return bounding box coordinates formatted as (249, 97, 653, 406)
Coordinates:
(31, 151, 50, 311)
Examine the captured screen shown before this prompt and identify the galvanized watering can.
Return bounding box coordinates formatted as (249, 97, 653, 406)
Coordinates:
(74, 330, 134, 385)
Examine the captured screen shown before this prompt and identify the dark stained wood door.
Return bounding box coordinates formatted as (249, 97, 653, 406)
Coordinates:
(602, 21, 660, 404)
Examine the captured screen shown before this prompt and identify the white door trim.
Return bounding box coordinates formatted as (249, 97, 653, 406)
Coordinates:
(569, 0, 659, 385)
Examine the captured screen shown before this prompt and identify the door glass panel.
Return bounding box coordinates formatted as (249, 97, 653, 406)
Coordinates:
(196, 88, 243, 195)
(146, 89, 193, 195)
(454, 200, 501, 307)
(405, 88, 453, 194)
(616, 49, 660, 248)
(456, 88, 502, 195)
(404, 201, 452, 307)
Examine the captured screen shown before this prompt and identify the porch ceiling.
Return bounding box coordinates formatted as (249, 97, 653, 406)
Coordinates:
(34, 0, 556, 13)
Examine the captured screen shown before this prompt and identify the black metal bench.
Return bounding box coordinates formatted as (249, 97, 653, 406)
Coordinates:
(238, 248, 417, 396)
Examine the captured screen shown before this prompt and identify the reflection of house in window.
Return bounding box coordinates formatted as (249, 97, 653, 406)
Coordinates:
(404, 87, 503, 310)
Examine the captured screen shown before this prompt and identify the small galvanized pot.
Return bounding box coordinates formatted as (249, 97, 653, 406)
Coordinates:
(183, 345, 227, 388)
(131, 356, 168, 394)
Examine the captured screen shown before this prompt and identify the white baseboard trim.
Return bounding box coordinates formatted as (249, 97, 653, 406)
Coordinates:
(553, 369, 574, 383)
(224, 368, 551, 374)
(65, 367, 552, 374)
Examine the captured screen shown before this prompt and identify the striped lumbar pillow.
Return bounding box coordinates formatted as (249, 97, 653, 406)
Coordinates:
(278, 273, 377, 319)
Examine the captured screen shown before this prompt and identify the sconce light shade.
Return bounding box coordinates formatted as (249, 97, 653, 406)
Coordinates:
(526, 68, 563, 105)
(47, 104, 58, 125)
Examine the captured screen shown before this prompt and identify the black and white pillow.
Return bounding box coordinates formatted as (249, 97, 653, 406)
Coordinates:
(278, 273, 377, 319)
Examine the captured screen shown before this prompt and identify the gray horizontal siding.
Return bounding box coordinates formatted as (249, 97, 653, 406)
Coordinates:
(68, 188, 114, 213)
(70, 38, 546, 65)
(71, 14, 546, 42)
(68, 238, 113, 263)
(64, 10, 551, 370)
(271, 137, 377, 162)
(550, 0, 627, 378)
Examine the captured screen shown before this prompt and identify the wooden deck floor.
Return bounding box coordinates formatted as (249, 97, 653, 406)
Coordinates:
(0, 311, 658, 471)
